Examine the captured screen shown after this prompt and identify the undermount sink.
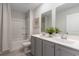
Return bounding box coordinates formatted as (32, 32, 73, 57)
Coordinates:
(55, 37, 75, 44)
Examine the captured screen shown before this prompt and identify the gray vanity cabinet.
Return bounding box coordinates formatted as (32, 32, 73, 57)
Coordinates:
(31, 36, 42, 56)
(35, 38, 42, 56)
(43, 40, 55, 56)
(31, 36, 36, 55)
(31, 36, 79, 56)
(55, 44, 79, 56)
(31, 36, 55, 56)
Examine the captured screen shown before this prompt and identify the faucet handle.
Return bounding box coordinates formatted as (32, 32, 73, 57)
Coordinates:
(61, 32, 68, 40)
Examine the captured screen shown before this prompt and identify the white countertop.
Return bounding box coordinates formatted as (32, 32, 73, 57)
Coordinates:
(32, 34, 79, 51)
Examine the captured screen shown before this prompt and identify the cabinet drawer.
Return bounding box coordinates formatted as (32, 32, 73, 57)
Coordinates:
(55, 44, 79, 56)
(31, 36, 36, 55)
(43, 40, 54, 56)
(43, 40, 54, 48)
(35, 38, 42, 56)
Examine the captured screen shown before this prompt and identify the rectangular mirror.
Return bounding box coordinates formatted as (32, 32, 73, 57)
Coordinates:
(41, 10, 52, 32)
(56, 3, 79, 35)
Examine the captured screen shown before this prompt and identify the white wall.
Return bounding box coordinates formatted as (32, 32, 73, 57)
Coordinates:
(29, 10, 33, 35)
(56, 6, 79, 34)
(10, 9, 26, 51)
(33, 3, 63, 33)
(25, 10, 33, 39)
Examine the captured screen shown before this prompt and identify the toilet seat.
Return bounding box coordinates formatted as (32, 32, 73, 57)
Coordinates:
(22, 42, 31, 47)
(22, 41, 31, 54)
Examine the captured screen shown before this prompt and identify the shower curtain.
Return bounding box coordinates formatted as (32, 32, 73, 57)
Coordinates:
(0, 3, 11, 53)
(0, 3, 2, 53)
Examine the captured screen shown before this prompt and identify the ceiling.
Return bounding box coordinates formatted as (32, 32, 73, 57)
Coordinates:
(10, 3, 42, 13)
(56, 3, 79, 13)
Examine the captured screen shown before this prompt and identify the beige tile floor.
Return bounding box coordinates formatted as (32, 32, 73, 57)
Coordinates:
(2, 50, 26, 56)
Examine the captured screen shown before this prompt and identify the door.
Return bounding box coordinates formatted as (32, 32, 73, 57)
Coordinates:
(43, 40, 54, 56)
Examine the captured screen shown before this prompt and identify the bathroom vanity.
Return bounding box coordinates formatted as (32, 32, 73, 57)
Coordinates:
(31, 4, 79, 56)
(31, 34, 79, 56)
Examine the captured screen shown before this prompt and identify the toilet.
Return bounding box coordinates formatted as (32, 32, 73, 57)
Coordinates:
(22, 41, 31, 54)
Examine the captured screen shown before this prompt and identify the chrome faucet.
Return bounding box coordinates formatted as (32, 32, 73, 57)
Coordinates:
(61, 32, 68, 40)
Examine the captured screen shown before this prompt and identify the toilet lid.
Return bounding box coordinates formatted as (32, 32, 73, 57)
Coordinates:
(22, 42, 31, 46)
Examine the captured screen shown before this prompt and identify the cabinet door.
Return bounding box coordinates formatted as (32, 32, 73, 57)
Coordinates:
(31, 36, 36, 56)
(43, 40, 54, 56)
(55, 44, 79, 56)
(35, 38, 42, 56)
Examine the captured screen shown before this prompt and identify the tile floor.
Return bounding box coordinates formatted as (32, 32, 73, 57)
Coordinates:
(2, 50, 26, 56)
(1, 50, 32, 56)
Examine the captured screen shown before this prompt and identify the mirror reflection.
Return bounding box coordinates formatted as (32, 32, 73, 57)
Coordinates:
(41, 10, 52, 32)
(56, 3, 79, 35)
